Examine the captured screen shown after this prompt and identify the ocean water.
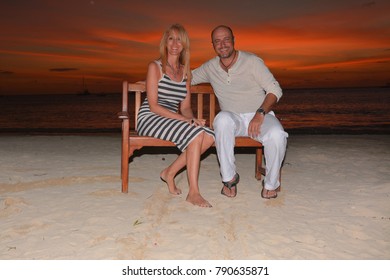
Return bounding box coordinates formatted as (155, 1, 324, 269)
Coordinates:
(274, 87, 390, 134)
(0, 87, 389, 134)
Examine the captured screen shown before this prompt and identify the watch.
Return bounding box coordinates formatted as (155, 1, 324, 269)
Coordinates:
(256, 107, 266, 115)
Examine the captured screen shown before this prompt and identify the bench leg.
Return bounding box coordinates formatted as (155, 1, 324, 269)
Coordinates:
(278, 168, 282, 191)
(121, 121, 129, 193)
(255, 147, 264, 180)
(255, 147, 282, 191)
(122, 142, 143, 193)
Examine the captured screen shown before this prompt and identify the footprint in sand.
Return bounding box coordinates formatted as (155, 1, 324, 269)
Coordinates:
(0, 197, 28, 218)
(89, 189, 122, 197)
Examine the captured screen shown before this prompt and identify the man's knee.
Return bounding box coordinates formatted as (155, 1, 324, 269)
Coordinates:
(213, 111, 234, 131)
(263, 126, 288, 146)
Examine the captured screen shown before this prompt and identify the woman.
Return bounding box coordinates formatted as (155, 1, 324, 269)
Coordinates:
(137, 24, 215, 207)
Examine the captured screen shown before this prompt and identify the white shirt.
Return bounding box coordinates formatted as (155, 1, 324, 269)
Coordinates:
(192, 51, 283, 113)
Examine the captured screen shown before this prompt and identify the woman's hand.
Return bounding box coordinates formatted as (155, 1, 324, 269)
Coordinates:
(188, 118, 206, 127)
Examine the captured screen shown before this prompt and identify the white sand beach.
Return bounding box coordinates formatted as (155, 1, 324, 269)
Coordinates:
(0, 134, 389, 260)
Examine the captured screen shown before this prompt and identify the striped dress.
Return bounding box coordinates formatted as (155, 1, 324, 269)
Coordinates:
(137, 61, 214, 152)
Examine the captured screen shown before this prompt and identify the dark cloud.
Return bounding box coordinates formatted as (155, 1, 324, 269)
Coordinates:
(0, 70, 14, 75)
(362, 1, 376, 7)
(49, 68, 79, 72)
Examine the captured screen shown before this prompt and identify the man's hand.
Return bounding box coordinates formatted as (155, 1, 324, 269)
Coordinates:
(248, 113, 264, 138)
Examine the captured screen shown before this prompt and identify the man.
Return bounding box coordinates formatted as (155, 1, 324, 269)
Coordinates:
(192, 25, 288, 199)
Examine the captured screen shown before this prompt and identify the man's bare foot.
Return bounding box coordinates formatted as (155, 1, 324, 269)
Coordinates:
(186, 193, 212, 208)
(160, 170, 181, 195)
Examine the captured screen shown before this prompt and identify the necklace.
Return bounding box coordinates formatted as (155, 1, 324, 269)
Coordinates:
(220, 51, 237, 71)
(167, 61, 180, 79)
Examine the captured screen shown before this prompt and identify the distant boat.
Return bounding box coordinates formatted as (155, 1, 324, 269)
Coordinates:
(78, 89, 90, 96)
(78, 76, 90, 95)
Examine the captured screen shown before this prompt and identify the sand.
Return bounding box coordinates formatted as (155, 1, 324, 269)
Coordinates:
(0, 134, 389, 260)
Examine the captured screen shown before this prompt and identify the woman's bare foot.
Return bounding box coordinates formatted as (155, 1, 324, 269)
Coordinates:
(186, 193, 212, 208)
(160, 169, 181, 195)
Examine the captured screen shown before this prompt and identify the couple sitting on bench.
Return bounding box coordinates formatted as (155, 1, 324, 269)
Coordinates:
(119, 24, 288, 208)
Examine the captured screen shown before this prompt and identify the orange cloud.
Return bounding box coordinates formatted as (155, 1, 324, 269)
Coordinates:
(1, 0, 389, 94)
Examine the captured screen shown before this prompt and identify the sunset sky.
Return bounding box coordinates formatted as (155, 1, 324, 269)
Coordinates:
(0, 0, 389, 95)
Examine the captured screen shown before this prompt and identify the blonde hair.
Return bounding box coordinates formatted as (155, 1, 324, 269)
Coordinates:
(159, 23, 191, 81)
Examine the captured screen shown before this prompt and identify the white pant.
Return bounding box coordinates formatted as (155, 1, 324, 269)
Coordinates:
(213, 111, 288, 190)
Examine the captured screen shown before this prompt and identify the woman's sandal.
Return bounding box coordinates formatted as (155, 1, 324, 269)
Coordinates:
(221, 173, 240, 198)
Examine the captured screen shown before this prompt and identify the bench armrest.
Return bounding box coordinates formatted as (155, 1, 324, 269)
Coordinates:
(118, 111, 129, 119)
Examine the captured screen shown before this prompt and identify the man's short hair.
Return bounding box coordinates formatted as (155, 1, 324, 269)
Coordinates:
(211, 25, 234, 42)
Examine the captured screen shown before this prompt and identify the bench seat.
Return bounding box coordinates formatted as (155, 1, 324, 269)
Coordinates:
(119, 81, 265, 193)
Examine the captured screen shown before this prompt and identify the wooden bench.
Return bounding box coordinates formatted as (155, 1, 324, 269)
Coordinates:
(118, 81, 265, 193)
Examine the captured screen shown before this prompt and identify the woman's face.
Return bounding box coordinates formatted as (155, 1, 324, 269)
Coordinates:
(166, 30, 183, 57)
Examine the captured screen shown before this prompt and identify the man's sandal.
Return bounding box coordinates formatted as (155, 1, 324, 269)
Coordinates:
(261, 186, 280, 199)
(221, 173, 240, 198)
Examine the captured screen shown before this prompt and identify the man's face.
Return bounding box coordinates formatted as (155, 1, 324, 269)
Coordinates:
(212, 28, 235, 59)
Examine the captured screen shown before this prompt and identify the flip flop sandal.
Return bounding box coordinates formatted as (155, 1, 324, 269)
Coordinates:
(261, 187, 278, 199)
(221, 173, 240, 198)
